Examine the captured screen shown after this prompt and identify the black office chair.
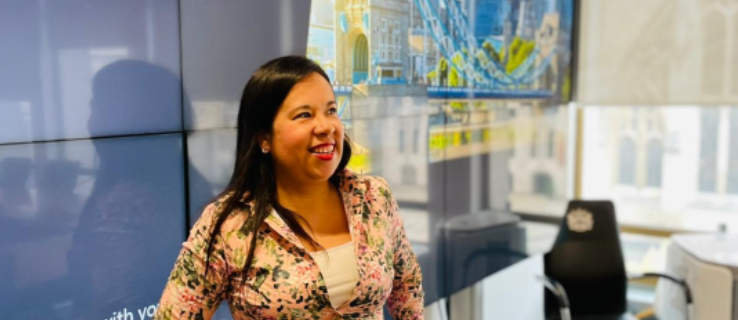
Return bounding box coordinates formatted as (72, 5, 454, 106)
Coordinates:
(543, 200, 692, 320)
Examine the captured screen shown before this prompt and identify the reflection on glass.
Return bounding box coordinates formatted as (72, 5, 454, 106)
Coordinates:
(438, 100, 568, 296)
(307, 0, 575, 308)
(507, 103, 570, 216)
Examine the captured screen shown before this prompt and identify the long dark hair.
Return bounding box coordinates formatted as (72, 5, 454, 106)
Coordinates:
(205, 56, 352, 277)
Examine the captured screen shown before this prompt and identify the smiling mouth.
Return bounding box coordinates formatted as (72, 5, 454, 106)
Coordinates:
(309, 144, 335, 155)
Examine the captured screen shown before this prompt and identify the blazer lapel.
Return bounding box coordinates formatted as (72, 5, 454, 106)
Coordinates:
(263, 209, 307, 251)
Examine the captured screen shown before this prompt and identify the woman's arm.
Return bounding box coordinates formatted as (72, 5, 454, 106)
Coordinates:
(155, 204, 230, 320)
(379, 179, 425, 320)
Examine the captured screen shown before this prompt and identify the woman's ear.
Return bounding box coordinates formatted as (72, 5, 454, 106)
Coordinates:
(257, 133, 271, 154)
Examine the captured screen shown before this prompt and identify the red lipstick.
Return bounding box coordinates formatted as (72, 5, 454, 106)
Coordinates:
(309, 143, 336, 161)
(314, 153, 334, 161)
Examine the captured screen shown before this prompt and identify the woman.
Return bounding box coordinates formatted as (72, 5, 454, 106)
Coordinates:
(155, 56, 424, 319)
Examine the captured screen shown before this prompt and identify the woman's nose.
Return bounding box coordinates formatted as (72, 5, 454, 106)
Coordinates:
(314, 116, 335, 135)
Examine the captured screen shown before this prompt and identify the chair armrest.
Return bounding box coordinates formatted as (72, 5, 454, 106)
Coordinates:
(628, 272, 692, 320)
(537, 275, 572, 320)
(628, 272, 692, 304)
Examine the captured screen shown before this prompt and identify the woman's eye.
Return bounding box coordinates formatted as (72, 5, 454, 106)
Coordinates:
(294, 112, 311, 119)
(327, 107, 338, 115)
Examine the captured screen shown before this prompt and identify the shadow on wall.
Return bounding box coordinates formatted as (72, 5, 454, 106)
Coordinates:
(63, 60, 210, 320)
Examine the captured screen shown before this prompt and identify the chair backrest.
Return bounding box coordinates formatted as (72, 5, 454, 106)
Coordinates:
(544, 200, 627, 318)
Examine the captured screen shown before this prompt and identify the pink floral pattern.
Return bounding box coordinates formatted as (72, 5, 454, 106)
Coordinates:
(155, 169, 424, 319)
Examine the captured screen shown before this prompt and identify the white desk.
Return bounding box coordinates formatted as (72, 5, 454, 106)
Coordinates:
(481, 255, 546, 319)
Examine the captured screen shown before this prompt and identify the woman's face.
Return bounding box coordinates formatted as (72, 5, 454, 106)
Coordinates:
(267, 72, 344, 184)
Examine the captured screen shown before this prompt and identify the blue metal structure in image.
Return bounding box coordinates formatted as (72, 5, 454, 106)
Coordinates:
(413, 0, 556, 88)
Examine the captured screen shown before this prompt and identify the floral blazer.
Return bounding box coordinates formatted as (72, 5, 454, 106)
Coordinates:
(155, 170, 424, 320)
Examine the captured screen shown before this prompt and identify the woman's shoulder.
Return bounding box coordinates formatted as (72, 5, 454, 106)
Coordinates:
(341, 169, 393, 194)
(341, 169, 396, 212)
(190, 196, 253, 245)
(187, 197, 255, 268)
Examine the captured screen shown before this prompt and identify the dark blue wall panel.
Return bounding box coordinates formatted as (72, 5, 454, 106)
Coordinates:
(0, 134, 185, 320)
(0, 0, 181, 143)
(180, 0, 312, 130)
(186, 129, 236, 226)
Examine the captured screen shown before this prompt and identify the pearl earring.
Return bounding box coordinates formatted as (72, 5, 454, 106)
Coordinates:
(262, 147, 269, 154)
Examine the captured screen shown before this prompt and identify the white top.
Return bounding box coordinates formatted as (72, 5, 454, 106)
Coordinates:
(309, 241, 359, 308)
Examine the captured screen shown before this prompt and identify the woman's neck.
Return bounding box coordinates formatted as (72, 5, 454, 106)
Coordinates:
(275, 176, 334, 214)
